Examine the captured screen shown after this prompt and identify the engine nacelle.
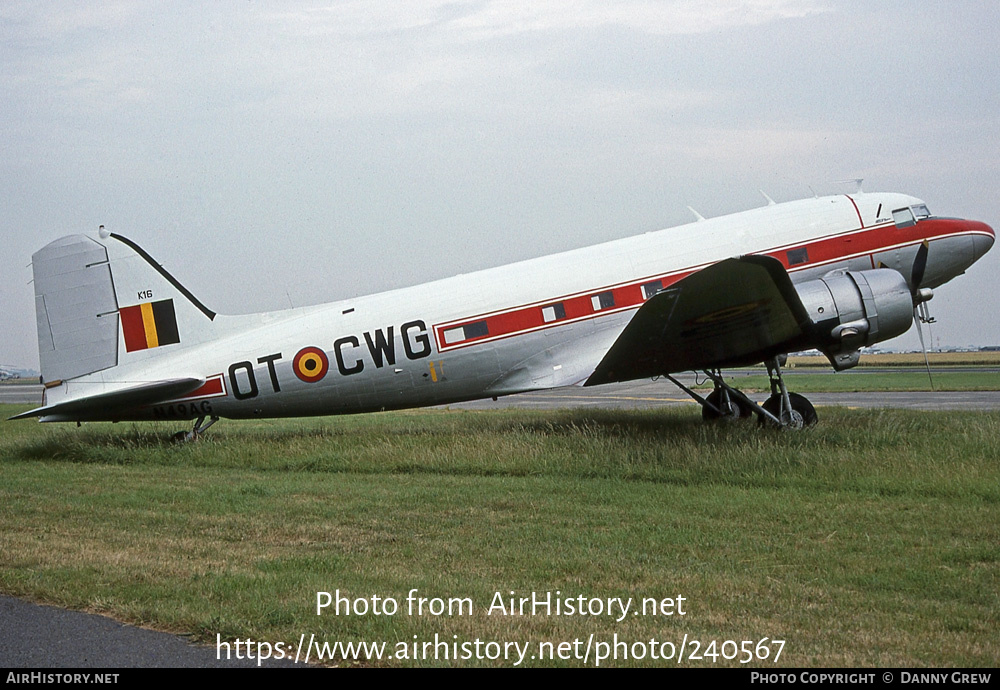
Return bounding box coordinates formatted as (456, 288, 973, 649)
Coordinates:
(793, 269, 913, 370)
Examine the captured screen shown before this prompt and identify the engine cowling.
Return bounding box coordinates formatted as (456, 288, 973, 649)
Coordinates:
(793, 269, 913, 370)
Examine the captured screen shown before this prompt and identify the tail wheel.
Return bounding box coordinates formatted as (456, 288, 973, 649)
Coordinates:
(702, 388, 754, 422)
(759, 392, 818, 429)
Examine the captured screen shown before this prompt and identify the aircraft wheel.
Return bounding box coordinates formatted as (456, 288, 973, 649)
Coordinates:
(759, 392, 817, 429)
(702, 389, 754, 422)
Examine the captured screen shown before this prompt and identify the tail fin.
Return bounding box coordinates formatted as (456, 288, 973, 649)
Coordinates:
(32, 232, 218, 384)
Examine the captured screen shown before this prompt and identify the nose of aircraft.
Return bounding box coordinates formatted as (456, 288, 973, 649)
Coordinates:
(971, 221, 995, 263)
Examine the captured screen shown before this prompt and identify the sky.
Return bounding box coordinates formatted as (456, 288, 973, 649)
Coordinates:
(3, 0, 999, 370)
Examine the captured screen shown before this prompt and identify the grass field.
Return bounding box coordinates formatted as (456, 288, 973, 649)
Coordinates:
(787, 351, 1000, 368)
(705, 351, 1000, 392)
(1, 403, 998, 667)
(704, 370, 1000, 393)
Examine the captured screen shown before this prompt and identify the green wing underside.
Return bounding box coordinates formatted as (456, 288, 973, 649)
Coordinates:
(8, 378, 205, 421)
(586, 256, 813, 386)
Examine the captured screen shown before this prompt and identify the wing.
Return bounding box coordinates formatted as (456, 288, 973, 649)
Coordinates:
(8, 378, 205, 422)
(585, 255, 812, 386)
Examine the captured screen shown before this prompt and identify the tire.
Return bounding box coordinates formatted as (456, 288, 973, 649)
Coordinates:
(759, 392, 818, 429)
(702, 388, 754, 422)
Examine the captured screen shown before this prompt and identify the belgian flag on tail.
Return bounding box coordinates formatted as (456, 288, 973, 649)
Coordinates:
(120, 299, 180, 352)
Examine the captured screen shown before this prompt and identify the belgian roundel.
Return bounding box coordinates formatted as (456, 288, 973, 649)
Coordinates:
(293, 347, 329, 383)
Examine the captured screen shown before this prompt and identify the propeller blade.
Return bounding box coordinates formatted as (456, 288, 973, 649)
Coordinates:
(910, 240, 929, 296)
(913, 306, 934, 391)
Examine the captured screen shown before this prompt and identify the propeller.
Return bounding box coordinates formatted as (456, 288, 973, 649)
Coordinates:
(910, 240, 928, 292)
(909, 241, 934, 390)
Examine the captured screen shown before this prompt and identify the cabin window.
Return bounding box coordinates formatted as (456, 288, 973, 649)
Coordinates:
(591, 291, 615, 311)
(542, 303, 566, 322)
(463, 321, 489, 339)
(442, 327, 465, 345)
(642, 280, 664, 299)
(787, 247, 809, 266)
(443, 320, 489, 344)
(892, 207, 916, 228)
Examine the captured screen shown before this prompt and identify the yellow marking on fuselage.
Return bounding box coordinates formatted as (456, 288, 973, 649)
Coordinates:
(140, 302, 158, 348)
(429, 361, 438, 383)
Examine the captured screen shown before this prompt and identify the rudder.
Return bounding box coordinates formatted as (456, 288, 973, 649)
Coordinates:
(32, 235, 119, 382)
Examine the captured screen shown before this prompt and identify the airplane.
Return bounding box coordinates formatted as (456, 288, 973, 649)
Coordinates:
(9, 190, 995, 438)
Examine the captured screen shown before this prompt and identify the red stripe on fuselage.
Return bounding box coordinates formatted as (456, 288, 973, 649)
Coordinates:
(177, 375, 226, 400)
(433, 217, 986, 352)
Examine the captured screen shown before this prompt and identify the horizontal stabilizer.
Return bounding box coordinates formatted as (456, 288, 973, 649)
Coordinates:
(8, 378, 205, 421)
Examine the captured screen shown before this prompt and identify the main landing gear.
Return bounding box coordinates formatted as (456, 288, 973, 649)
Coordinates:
(666, 356, 817, 429)
(171, 415, 220, 443)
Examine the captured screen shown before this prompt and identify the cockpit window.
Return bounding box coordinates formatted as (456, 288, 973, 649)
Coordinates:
(911, 203, 931, 219)
(892, 207, 916, 228)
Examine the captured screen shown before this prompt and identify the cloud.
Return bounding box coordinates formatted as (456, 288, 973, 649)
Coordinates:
(258, 0, 833, 45)
(444, 0, 831, 37)
(0, 1, 138, 44)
